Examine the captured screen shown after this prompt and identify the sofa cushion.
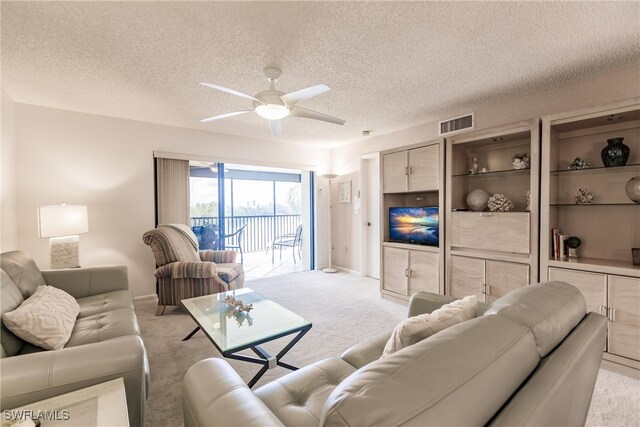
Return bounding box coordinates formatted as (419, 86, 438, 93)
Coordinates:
(66, 308, 140, 347)
(320, 315, 540, 427)
(255, 357, 356, 426)
(0, 251, 46, 298)
(2, 285, 79, 351)
(216, 263, 244, 284)
(382, 295, 477, 357)
(76, 290, 134, 318)
(484, 281, 586, 357)
(1, 269, 26, 357)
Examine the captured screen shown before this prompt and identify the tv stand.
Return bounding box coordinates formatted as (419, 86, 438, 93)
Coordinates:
(380, 139, 445, 302)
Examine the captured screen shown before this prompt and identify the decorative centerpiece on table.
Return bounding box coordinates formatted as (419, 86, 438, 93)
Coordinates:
(224, 295, 254, 315)
(568, 157, 590, 170)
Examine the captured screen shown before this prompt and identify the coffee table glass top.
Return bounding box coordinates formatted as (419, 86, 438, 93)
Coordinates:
(181, 288, 311, 353)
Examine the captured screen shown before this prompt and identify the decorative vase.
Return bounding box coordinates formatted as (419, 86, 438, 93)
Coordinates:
(600, 137, 630, 167)
(625, 176, 640, 203)
(466, 189, 490, 212)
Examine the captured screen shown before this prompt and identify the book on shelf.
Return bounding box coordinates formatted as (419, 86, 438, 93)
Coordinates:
(551, 228, 567, 260)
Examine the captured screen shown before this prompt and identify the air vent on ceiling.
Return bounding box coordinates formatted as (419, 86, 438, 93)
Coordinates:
(438, 113, 474, 136)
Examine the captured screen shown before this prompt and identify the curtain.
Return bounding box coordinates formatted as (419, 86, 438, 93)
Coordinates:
(156, 158, 190, 226)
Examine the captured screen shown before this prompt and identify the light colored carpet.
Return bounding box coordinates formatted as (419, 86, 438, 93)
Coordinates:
(136, 270, 640, 427)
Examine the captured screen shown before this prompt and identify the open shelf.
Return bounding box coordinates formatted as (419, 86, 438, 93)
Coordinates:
(550, 203, 639, 207)
(452, 168, 531, 179)
(548, 257, 640, 277)
(551, 163, 640, 176)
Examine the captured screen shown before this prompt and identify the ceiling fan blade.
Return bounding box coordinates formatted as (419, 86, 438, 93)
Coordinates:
(289, 106, 345, 125)
(200, 83, 263, 104)
(200, 110, 252, 123)
(280, 84, 330, 106)
(269, 120, 282, 137)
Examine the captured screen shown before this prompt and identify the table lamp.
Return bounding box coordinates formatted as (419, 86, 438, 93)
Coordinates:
(38, 204, 88, 269)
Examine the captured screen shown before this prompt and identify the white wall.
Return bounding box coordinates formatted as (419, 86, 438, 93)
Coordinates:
(330, 64, 640, 273)
(13, 104, 331, 297)
(1, 92, 18, 252)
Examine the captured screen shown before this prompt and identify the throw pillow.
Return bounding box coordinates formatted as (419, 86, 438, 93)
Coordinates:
(2, 285, 80, 350)
(382, 295, 477, 357)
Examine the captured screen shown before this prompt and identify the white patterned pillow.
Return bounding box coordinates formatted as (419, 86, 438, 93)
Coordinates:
(2, 285, 79, 350)
(382, 295, 478, 357)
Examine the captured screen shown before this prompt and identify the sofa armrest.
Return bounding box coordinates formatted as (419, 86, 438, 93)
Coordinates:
(154, 262, 216, 279)
(341, 331, 392, 369)
(199, 250, 237, 264)
(183, 358, 284, 427)
(41, 266, 128, 298)
(1, 335, 148, 427)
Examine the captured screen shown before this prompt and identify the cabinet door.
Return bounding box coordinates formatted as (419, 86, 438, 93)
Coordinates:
(383, 247, 409, 296)
(548, 268, 606, 315)
(408, 251, 439, 295)
(383, 151, 407, 193)
(486, 261, 529, 303)
(608, 275, 640, 361)
(408, 145, 439, 192)
(450, 256, 485, 300)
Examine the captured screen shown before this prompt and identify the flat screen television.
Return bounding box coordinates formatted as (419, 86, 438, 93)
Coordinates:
(389, 207, 439, 246)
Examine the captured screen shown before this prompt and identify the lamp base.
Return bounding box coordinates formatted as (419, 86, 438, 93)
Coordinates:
(50, 235, 80, 269)
(322, 267, 338, 274)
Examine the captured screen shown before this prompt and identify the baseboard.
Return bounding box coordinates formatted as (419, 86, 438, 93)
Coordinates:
(134, 294, 157, 302)
(335, 266, 361, 275)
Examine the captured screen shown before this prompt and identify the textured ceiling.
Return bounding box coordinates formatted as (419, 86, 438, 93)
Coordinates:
(2, 1, 639, 147)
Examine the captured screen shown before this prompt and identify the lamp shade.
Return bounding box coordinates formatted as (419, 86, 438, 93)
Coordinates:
(38, 204, 88, 238)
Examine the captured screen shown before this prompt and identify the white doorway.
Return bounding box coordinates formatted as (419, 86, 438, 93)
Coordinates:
(360, 153, 380, 279)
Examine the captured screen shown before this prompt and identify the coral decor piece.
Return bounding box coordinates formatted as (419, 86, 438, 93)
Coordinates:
(575, 189, 594, 205)
(512, 153, 530, 170)
(488, 194, 514, 212)
(568, 157, 590, 170)
(224, 295, 254, 315)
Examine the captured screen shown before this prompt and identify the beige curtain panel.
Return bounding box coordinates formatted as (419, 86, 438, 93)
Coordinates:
(156, 158, 190, 225)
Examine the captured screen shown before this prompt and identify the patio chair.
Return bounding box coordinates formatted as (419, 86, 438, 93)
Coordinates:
(271, 224, 303, 263)
(224, 224, 247, 264)
(142, 224, 244, 315)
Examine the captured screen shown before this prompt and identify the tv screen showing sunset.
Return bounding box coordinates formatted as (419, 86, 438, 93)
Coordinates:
(389, 207, 439, 246)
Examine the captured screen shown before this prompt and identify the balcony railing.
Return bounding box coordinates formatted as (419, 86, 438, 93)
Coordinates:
(191, 214, 301, 253)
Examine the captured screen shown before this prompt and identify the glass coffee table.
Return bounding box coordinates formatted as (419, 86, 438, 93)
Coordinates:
(181, 288, 312, 388)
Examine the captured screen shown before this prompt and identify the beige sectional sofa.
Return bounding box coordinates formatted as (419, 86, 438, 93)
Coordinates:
(183, 281, 607, 426)
(0, 251, 149, 427)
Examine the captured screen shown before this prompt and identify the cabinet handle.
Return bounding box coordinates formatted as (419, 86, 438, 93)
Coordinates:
(598, 305, 605, 316)
(404, 268, 409, 277)
(404, 167, 409, 176)
(609, 307, 616, 322)
(408, 166, 412, 175)
(485, 284, 491, 296)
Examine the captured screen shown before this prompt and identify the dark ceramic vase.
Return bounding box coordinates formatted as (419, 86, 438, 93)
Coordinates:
(601, 137, 630, 167)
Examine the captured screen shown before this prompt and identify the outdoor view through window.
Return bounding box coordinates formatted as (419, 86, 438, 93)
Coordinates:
(189, 162, 309, 279)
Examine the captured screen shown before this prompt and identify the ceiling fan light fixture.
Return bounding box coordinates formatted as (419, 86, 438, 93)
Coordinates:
(255, 104, 289, 120)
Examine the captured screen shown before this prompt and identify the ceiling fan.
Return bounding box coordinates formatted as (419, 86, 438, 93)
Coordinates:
(199, 67, 345, 137)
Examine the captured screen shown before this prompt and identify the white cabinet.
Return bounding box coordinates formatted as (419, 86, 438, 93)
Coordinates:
(382, 245, 438, 297)
(549, 267, 640, 362)
(382, 144, 439, 193)
(451, 255, 529, 303)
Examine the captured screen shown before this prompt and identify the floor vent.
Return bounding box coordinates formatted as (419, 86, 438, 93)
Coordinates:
(438, 113, 474, 136)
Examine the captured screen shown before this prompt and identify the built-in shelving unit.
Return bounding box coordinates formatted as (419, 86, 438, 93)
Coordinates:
(379, 139, 445, 302)
(541, 98, 640, 376)
(445, 120, 540, 303)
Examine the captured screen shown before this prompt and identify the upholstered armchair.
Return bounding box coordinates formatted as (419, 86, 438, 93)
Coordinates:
(142, 224, 245, 315)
